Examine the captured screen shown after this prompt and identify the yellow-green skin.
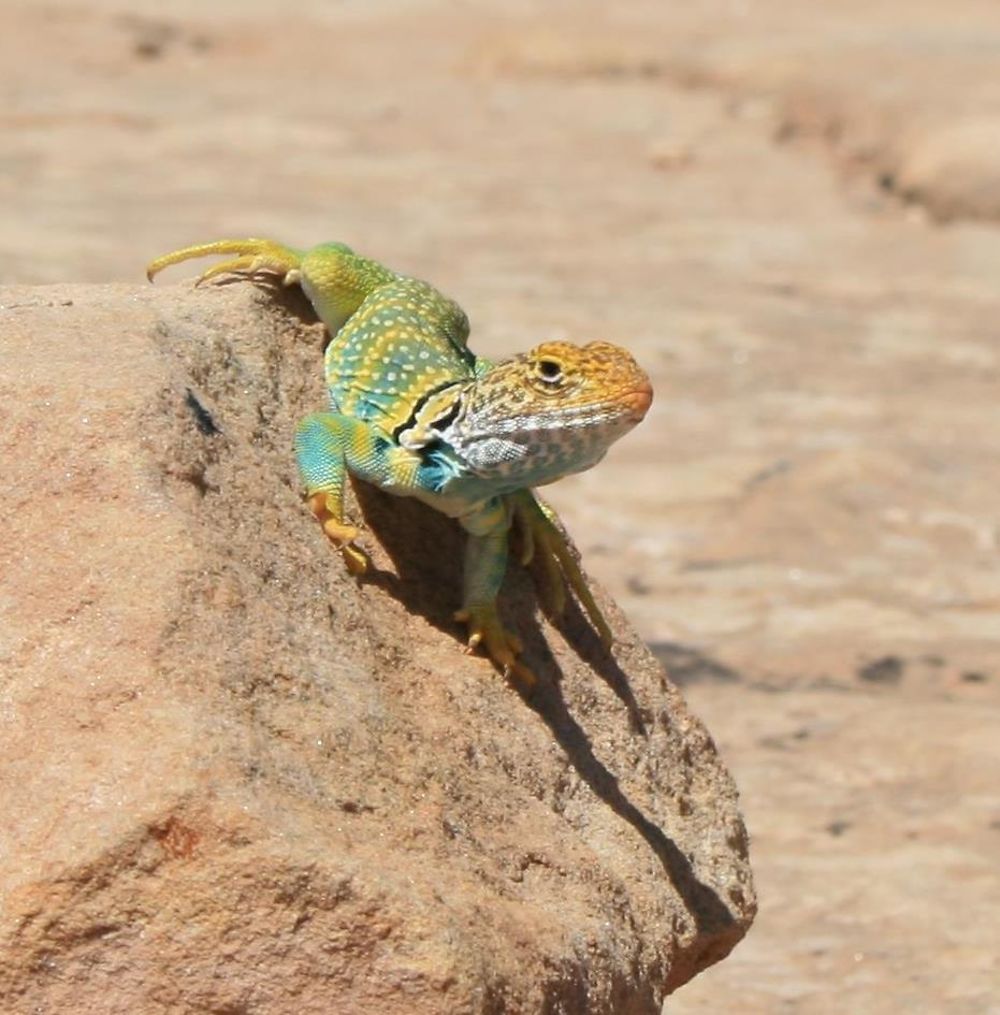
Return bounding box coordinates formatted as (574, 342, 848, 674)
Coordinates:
(147, 239, 652, 684)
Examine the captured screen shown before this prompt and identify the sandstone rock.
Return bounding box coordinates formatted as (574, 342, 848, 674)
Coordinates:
(0, 283, 754, 1014)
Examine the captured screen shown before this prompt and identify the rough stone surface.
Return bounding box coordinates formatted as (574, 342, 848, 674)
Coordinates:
(0, 283, 754, 1014)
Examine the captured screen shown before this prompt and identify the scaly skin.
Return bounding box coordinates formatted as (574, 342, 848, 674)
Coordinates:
(148, 238, 652, 685)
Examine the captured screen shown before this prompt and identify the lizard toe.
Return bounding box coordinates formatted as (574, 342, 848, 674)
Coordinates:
(455, 606, 534, 687)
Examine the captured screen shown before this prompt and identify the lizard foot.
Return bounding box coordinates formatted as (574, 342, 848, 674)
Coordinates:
(455, 605, 536, 687)
(306, 492, 369, 576)
(146, 238, 303, 287)
(511, 492, 613, 649)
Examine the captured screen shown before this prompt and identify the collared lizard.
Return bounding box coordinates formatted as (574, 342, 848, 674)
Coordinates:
(147, 238, 652, 684)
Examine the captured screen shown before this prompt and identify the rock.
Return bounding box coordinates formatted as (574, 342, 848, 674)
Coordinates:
(0, 282, 754, 1014)
(892, 116, 1000, 222)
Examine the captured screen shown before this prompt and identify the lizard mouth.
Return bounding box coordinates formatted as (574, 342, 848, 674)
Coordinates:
(621, 381, 653, 422)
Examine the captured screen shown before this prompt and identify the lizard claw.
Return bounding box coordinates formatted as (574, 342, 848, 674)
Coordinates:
(334, 539, 369, 577)
(455, 605, 536, 687)
(306, 492, 369, 576)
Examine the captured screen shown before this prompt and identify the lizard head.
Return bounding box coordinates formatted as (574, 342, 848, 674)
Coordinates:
(516, 341, 653, 424)
(447, 340, 652, 488)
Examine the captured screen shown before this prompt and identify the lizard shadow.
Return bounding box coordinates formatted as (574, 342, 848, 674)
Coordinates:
(352, 482, 735, 938)
(213, 272, 321, 327)
(534, 584, 649, 736)
(352, 480, 643, 731)
(351, 478, 504, 641)
(515, 671, 738, 941)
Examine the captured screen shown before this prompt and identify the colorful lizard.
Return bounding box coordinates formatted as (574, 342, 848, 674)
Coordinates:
(147, 239, 652, 684)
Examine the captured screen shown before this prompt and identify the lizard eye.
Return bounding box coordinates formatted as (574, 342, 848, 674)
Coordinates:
(535, 358, 563, 384)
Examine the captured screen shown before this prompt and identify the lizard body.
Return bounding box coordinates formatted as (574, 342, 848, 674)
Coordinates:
(147, 238, 652, 684)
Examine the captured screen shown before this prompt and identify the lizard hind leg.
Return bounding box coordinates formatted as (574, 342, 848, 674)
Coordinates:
(146, 238, 304, 286)
(511, 491, 614, 649)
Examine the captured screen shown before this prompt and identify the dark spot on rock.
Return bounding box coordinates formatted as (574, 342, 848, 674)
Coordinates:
(182, 465, 211, 497)
(185, 388, 220, 436)
(339, 799, 374, 815)
(745, 458, 792, 489)
(858, 655, 904, 685)
(961, 670, 988, 683)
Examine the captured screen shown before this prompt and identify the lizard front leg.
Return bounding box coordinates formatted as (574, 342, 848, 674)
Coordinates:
(456, 499, 537, 687)
(294, 412, 381, 575)
(298, 416, 535, 683)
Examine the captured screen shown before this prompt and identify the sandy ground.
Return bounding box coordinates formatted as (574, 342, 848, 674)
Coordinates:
(3, 0, 999, 1010)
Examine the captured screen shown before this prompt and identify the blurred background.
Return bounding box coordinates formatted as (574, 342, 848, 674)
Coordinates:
(4, 0, 998, 1010)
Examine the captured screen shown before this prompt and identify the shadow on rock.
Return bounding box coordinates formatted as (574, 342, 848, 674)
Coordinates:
(354, 480, 736, 941)
(519, 674, 738, 941)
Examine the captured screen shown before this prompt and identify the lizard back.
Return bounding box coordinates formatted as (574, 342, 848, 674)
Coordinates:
(324, 277, 476, 435)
